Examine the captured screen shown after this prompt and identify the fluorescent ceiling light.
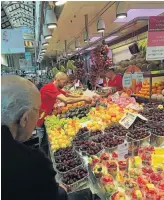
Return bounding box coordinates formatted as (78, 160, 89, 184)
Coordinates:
(86, 47, 96, 51)
(97, 19, 105, 33)
(43, 24, 52, 39)
(90, 36, 101, 43)
(105, 35, 118, 42)
(46, 9, 57, 29)
(116, 13, 127, 19)
(114, 9, 164, 23)
(55, 0, 67, 6)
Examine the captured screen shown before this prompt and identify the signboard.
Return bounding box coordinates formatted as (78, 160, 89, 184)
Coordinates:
(146, 16, 164, 60)
(122, 66, 144, 95)
(25, 52, 31, 61)
(149, 16, 164, 31)
(1, 29, 25, 54)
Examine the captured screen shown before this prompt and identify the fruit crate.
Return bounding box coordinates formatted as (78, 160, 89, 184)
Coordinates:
(59, 167, 89, 193)
(127, 132, 151, 149)
(76, 131, 90, 140)
(150, 132, 164, 147)
(55, 161, 84, 176)
(54, 152, 78, 164)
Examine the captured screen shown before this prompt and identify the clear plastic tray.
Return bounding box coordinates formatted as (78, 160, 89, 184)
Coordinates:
(60, 167, 89, 192)
(54, 152, 78, 164)
(54, 147, 75, 158)
(76, 131, 90, 140)
(150, 133, 164, 147)
(55, 161, 83, 175)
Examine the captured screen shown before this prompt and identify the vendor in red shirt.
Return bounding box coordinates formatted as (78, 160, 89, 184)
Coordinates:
(103, 66, 123, 91)
(37, 72, 91, 127)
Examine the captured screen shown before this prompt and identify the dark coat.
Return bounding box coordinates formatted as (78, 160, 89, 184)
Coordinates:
(1, 125, 67, 200)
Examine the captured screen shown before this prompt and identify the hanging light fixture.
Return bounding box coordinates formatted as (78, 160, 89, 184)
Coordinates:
(55, 0, 67, 6)
(97, 19, 105, 33)
(43, 24, 52, 39)
(116, 2, 127, 19)
(41, 35, 49, 47)
(45, 9, 57, 29)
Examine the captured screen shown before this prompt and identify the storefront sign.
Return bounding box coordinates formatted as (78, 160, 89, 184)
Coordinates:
(149, 16, 164, 31)
(146, 16, 164, 60)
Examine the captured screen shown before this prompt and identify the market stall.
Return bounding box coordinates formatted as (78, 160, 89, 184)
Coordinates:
(44, 92, 164, 199)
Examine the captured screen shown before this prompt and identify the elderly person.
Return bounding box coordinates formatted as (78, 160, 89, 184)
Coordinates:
(1, 75, 67, 200)
(37, 72, 91, 126)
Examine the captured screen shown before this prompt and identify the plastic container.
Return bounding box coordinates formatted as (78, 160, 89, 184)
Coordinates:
(76, 131, 90, 140)
(54, 147, 75, 158)
(150, 132, 164, 147)
(55, 161, 83, 176)
(54, 152, 78, 164)
(60, 167, 89, 192)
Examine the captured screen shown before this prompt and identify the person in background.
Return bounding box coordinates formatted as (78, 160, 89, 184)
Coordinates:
(37, 72, 92, 127)
(1, 75, 67, 200)
(104, 66, 123, 91)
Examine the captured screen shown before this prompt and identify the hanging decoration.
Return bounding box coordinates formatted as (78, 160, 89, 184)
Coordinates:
(89, 43, 112, 86)
(74, 56, 85, 80)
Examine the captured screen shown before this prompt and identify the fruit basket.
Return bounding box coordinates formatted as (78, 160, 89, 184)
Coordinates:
(55, 157, 83, 175)
(127, 129, 151, 148)
(59, 166, 89, 192)
(54, 151, 78, 164)
(102, 137, 124, 153)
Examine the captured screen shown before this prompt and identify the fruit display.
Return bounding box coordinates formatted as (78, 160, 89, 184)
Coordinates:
(61, 167, 88, 185)
(92, 133, 113, 144)
(90, 129, 103, 137)
(127, 129, 150, 141)
(54, 151, 77, 164)
(54, 146, 73, 157)
(56, 157, 82, 173)
(100, 175, 117, 195)
(111, 191, 126, 200)
(80, 142, 103, 156)
(104, 125, 128, 137)
(103, 137, 124, 149)
(60, 105, 90, 119)
(76, 127, 89, 138)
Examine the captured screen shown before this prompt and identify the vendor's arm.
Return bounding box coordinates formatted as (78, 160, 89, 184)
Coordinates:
(57, 94, 92, 104)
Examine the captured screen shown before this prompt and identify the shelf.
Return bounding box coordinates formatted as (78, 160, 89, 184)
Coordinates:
(143, 71, 164, 78)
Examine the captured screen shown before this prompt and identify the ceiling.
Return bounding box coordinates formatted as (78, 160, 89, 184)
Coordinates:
(1, 1, 35, 31)
(45, 1, 164, 57)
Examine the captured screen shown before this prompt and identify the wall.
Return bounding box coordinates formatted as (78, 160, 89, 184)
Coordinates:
(112, 32, 147, 63)
(1, 54, 8, 66)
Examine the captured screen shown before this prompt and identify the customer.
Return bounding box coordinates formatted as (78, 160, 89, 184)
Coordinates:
(1, 75, 67, 200)
(37, 72, 92, 126)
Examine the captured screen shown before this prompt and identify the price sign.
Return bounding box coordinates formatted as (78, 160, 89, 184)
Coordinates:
(118, 141, 129, 160)
(126, 103, 143, 111)
(137, 114, 148, 121)
(111, 92, 119, 102)
(119, 112, 137, 129)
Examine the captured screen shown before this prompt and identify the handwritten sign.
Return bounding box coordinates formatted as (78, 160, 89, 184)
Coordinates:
(119, 112, 137, 129)
(112, 92, 119, 102)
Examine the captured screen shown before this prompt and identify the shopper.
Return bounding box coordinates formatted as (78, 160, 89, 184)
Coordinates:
(1, 75, 68, 200)
(104, 66, 123, 91)
(37, 72, 92, 127)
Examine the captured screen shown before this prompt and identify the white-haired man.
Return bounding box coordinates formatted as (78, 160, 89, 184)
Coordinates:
(1, 75, 67, 200)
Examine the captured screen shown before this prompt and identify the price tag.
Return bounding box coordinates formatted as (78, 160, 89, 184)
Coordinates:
(119, 112, 137, 129)
(118, 141, 129, 160)
(126, 103, 143, 111)
(111, 92, 119, 102)
(137, 114, 148, 121)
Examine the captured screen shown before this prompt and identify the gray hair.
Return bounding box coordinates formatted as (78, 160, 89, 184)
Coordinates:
(1, 75, 38, 125)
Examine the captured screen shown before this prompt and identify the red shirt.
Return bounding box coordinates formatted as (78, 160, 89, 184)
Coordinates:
(103, 75, 123, 91)
(37, 82, 66, 127)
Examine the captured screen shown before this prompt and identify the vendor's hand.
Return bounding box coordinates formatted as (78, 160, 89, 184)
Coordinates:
(59, 184, 67, 192)
(83, 96, 92, 103)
